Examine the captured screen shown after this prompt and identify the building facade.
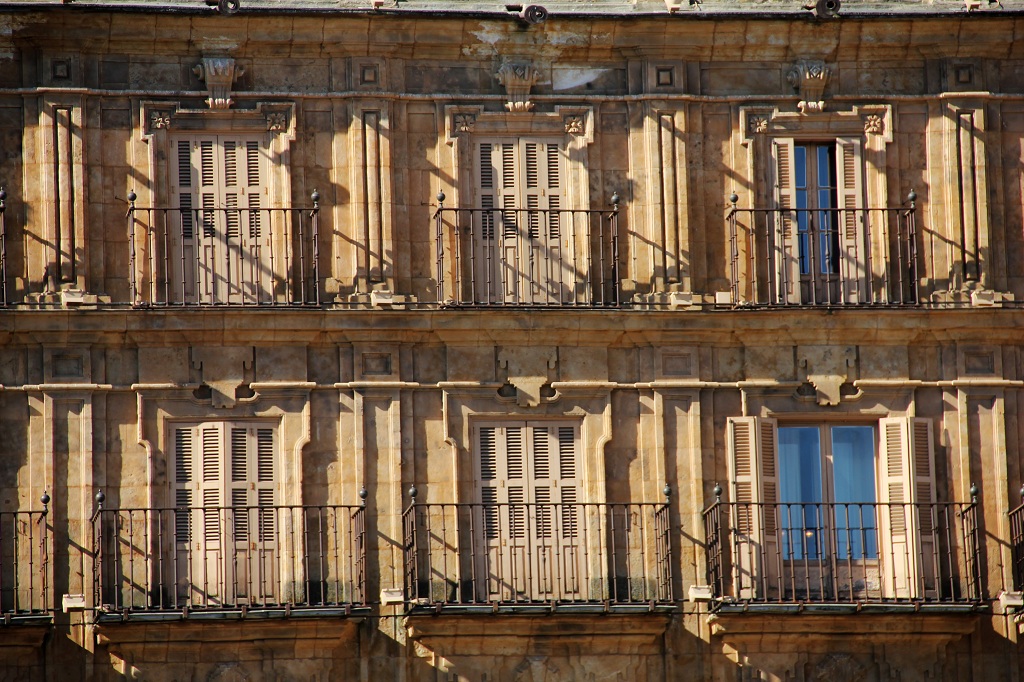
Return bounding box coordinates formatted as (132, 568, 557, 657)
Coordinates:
(1, 0, 1023, 679)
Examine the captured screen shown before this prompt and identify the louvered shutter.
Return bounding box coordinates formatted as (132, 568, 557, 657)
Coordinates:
(171, 421, 278, 606)
(727, 416, 780, 599)
(879, 417, 937, 599)
(878, 417, 935, 599)
(476, 421, 582, 601)
(173, 426, 196, 545)
(909, 418, 938, 597)
(170, 135, 269, 304)
(771, 139, 800, 304)
(835, 138, 866, 303)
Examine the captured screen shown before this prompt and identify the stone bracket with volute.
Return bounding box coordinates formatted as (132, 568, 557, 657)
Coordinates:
(193, 56, 245, 110)
(798, 345, 856, 406)
(498, 347, 557, 407)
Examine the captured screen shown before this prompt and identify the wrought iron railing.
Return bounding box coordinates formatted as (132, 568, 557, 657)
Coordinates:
(91, 503, 365, 614)
(402, 499, 672, 606)
(0, 188, 7, 306)
(702, 499, 981, 604)
(126, 191, 321, 306)
(1011, 491, 1024, 591)
(434, 197, 621, 307)
(726, 196, 918, 306)
(1, 499, 51, 618)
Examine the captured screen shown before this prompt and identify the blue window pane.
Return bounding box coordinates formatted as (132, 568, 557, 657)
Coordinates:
(779, 427, 822, 560)
(817, 145, 833, 187)
(832, 426, 877, 559)
(795, 146, 807, 188)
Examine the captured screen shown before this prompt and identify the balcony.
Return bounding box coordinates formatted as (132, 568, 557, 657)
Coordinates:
(434, 203, 621, 307)
(726, 201, 918, 307)
(702, 500, 982, 611)
(1, 505, 51, 625)
(126, 198, 321, 306)
(402, 500, 673, 613)
(91, 503, 367, 621)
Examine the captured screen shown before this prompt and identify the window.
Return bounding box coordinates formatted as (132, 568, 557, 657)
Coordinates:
(173, 421, 278, 605)
(474, 420, 581, 600)
(771, 137, 865, 304)
(473, 139, 566, 304)
(727, 416, 937, 600)
(171, 135, 271, 304)
(778, 425, 877, 561)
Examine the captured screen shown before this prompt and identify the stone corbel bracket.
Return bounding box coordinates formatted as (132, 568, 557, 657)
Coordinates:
(193, 56, 245, 110)
(798, 345, 856, 406)
(498, 346, 557, 407)
(496, 61, 542, 112)
(787, 60, 832, 114)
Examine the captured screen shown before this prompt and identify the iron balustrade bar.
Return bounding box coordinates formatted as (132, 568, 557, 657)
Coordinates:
(401, 501, 672, 606)
(0, 509, 51, 616)
(1010, 498, 1024, 591)
(434, 206, 621, 307)
(0, 188, 7, 306)
(701, 500, 982, 604)
(126, 202, 321, 307)
(726, 203, 919, 307)
(91, 505, 365, 613)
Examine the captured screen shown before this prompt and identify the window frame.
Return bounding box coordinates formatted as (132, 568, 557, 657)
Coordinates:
(726, 415, 939, 601)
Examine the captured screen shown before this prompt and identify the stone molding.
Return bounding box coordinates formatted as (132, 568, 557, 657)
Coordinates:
(495, 61, 542, 112)
(787, 59, 832, 114)
(193, 56, 245, 110)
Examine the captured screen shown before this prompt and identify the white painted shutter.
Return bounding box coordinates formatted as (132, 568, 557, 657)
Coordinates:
(727, 417, 779, 600)
(172, 422, 277, 606)
(835, 137, 866, 303)
(909, 418, 938, 597)
(172, 135, 268, 304)
(771, 138, 800, 304)
(878, 417, 936, 599)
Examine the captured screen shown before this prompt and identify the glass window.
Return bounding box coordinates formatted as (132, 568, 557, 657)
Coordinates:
(778, 424, 877, 560)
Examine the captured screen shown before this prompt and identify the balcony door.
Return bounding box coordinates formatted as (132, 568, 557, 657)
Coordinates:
(777, 424, 878, 600)
(171, 136, 272, 304)
(474, 139, 566, 304)
(474, 421, 582, 601)
(172, 422, 278, 607)
(772, 138, 865, 304)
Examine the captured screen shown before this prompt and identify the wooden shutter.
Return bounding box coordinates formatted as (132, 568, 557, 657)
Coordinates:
(727, 416, 780, 599)
(476, 421, 581, 600)
(771, 139, 800, 304)
(878, 417, 936, 599)
(909, 418, 938, 597)
(171, 135, 268, 304)
(171, 421, 277, 605)
(835, 138, 866, 303)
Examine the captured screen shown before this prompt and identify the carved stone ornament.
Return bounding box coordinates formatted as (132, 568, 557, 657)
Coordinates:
(193, 56, 245, 110)
(266, 112, 287, 132)
(798, 345, 856, 406)
(498, 346, 556, 408)
(453, 112, 476, 133)
(496, 62, 541, 113)
(564, 114, 585, 135)
(149, 111, 171, 130)
(749, 116, 769, 134)
(191, 346, 254, 409)
(863, 114, 885, 135)
(787, 60, 832, 114)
